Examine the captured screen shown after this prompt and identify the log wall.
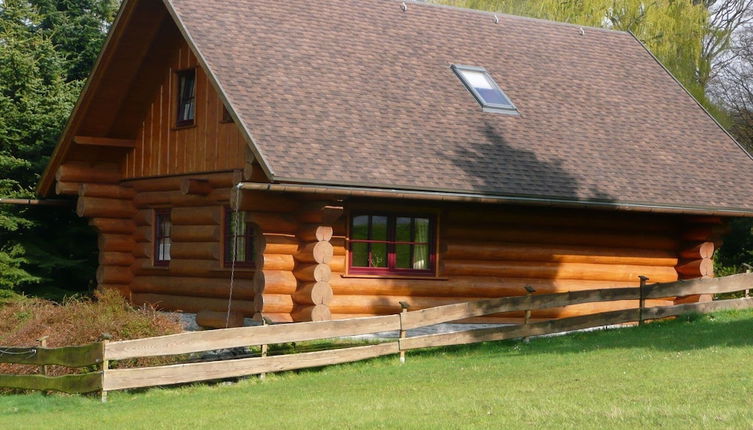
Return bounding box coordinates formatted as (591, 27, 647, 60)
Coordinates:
(327, 202, 698, 323)
(60, 175, 727, 326)
(121, 39, 247, 179)
(127, 172, 256, 323)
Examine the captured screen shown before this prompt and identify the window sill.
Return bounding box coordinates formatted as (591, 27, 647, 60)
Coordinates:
(339, 274, 447, 281)
(172, 123, 196, 131)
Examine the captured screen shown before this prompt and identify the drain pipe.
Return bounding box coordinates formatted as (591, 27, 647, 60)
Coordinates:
(0, 198, 72, 207)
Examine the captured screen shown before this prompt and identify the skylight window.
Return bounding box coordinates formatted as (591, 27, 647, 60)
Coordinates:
(452, 65, 517, 114)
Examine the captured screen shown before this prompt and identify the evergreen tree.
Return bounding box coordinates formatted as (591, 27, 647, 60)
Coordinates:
(0, 0, 115, 297)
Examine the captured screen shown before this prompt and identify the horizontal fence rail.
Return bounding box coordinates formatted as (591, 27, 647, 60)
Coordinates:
(0, 343, 102, 367)
(2, 273, 753, 398)
(103, 343, 399, 391)
(105, 314, 401, 360)
(401, 297, 753, 350)
(0, 373, 102, 394)
(0, 342, 104, 394)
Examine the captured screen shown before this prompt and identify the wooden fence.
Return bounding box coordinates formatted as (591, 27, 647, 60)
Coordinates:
(2, 273, 753, 399)
(0, 342, 103, 394)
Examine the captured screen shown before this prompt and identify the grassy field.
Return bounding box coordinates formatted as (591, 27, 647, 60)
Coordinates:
(1, 310, 753, 429)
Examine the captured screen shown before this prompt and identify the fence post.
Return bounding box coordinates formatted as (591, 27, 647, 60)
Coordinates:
(744, 264, 752, 298)
(99, 333, 111, 403)
(260, 317, 269, 380)
(399, 301, 410, 364)
(36, 336, 48, 376)
(638, 276, 649, 326)
(36, 336, 49, 396)
(522, 286, 536, 343)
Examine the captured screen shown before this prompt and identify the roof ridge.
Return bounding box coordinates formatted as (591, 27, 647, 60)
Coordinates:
(395, 0, 630, 35)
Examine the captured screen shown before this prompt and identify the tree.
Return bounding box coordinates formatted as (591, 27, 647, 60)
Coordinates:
(0, 0, 115, 297)
(709, 9, 753, 150)
(699, 0, 753, 89)
(31, 0, 118, 81)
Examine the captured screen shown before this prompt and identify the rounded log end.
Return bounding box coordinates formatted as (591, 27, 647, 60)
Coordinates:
(698, 242, 715, 259)
(313, 241, 334, 264)
(313, 264, 332, 282)
(293, 282, 333, 305)
(292, 304, 331, 322)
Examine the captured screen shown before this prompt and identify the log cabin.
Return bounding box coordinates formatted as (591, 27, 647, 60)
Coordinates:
(37, 0, 753, 327)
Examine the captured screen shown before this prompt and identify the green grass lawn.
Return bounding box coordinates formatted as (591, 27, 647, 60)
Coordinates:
(2, 310, 753, 429)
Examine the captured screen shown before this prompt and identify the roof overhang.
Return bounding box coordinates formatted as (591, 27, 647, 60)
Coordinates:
(239, 182, 753, 217)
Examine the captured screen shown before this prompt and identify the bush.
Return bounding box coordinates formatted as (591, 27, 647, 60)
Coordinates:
(0, 290, 183, 376)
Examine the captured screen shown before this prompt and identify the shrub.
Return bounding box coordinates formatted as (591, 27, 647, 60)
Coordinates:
(0, 290, 183, 376)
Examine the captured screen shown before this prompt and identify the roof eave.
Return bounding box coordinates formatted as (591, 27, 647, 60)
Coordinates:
(36, 0, 137, 197)
(254, 179, 753, 217)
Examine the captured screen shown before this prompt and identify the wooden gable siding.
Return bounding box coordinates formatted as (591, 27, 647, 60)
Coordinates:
(122, 40, 246, 179)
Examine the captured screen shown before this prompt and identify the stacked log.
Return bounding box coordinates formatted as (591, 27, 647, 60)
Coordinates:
(126, 172, 255, 322)
(55, 162, 121, 196)
(674, 217, 727, 304)
(77, 183, 136, 300)
(287, 202, 342, 322)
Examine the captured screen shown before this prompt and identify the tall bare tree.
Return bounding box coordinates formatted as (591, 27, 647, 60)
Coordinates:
(699, 0, 753, 88)
(710, 25, 753, 150)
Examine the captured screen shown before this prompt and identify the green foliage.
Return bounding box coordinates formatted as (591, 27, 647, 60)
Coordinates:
(715, 218, 753, 275)
(31, 0, 118, 81)
(0, 0, 113, 295)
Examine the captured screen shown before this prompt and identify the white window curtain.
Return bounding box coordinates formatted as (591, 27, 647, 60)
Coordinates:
(412, 218, 429, 270)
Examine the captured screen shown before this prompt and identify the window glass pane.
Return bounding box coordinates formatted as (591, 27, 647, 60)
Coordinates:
(178, 71, 196, 123)
(370, 242, 388, 267)
(161, 217, 171, 237)
(414, 218, 430, 243)
(413, 218, 430, 270)
(156, 213, 172, 263)
(395, 244, 411, 268)
(413, 244, 429, 270)
(159, 237, 172, 262)
(458, 68, 512, 107)
(186, 99, 195, 121)
(352, 242, 368, 267)
(370, 216, 388, 241)
(460, 69, 493, 89)
(352, 215, 369, 240)
(477, 87, 510, 106)
(235, 237, 246, 261)
(396, 217, 411, 242)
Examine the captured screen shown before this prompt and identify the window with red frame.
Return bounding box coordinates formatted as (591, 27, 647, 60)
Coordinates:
(154, 209, 171, 266)
(349, 213, 435, 275)
(224, 208, 254, 267)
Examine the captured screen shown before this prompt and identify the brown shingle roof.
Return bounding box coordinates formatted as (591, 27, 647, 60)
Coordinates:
(167, 0, 753, 213)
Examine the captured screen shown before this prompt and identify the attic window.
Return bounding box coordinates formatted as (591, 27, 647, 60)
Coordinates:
(176, 69, 196, 127)
(451, 65, 516, 114)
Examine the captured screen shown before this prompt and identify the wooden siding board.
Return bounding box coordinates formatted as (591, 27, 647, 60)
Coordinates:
(118, 38, 248, 180)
